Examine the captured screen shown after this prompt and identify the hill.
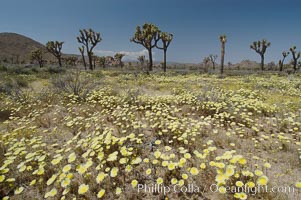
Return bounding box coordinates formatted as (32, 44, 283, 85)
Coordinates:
(0, 32, 53, 64)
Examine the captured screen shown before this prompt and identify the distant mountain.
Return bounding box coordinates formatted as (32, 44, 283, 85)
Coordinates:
(236, 59, 259, 67)
(0, 32, 54, 63)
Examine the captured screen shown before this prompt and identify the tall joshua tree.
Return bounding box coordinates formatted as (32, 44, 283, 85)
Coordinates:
(77, 29, 102, 70)
(289, 46, 301, 72)
(156, 32, 173, 72)
(131, 23, 160, 72)
(250, 39, 270, 71)
(278, 51, 289, 72)
(209, 54, 218, 70)
(219, 35, 227, 74)
(46, 41, 64, 67)
(78, 46, 87, 70)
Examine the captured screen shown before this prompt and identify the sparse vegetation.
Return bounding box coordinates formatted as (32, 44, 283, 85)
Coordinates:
(51, 70, 97, 100)
(1, 15, 301, 200)
(0, 69, 301, 200)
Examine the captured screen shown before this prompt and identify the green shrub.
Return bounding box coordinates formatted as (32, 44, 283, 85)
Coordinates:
(52, 70, 98, 100)
(47, 66, 66, 74)
(5, 66, 35, 75)
(0, 77, 29, 95)
(0, 65, 8, 72)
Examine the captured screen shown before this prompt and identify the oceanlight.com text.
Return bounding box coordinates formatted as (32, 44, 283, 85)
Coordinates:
(137, 183, 297, 196)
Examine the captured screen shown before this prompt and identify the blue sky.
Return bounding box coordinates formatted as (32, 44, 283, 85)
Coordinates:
(1, 0, 301, 63)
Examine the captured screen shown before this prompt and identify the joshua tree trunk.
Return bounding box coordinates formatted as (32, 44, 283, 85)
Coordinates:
(293, 59, 297, 72)
(148, 49, 153, 72)
(58, 57, 62, 67)
(81, 55, 86, 70)
(279, 62, 283, 72)
(39, 60, 43, 68)
(221, 43, 225, 74)
(260, 54, 264, 71)
(93, 57, 96, 69)
(163, 49, 167, 72)
(87, 51, 93, 70)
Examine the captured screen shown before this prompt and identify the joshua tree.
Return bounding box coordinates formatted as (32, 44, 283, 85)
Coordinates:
(46, 41, 64, 67)
(114, 53, 125, 68)
(131, 23, 160, 72)
(30, 49, 44, 68)
(219, 35, 227, 74)
(137, 55, 145, 67)
(63, 56, 77, 66)
(209, 54, 218, 70)
(99, 56, 106, 68)
(77, 29, 102, 70)
(278, 51, 289, 72)
(250, 39, 271, 71)
(203, 56, 210, 73)
(289, 46, 301, 72)
(79, 46, 87, 70)
(156, 32, 173, 72)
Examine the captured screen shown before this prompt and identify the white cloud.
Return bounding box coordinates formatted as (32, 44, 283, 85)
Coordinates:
(94, 50, 115, 57)
(94, 49, 150, 61)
